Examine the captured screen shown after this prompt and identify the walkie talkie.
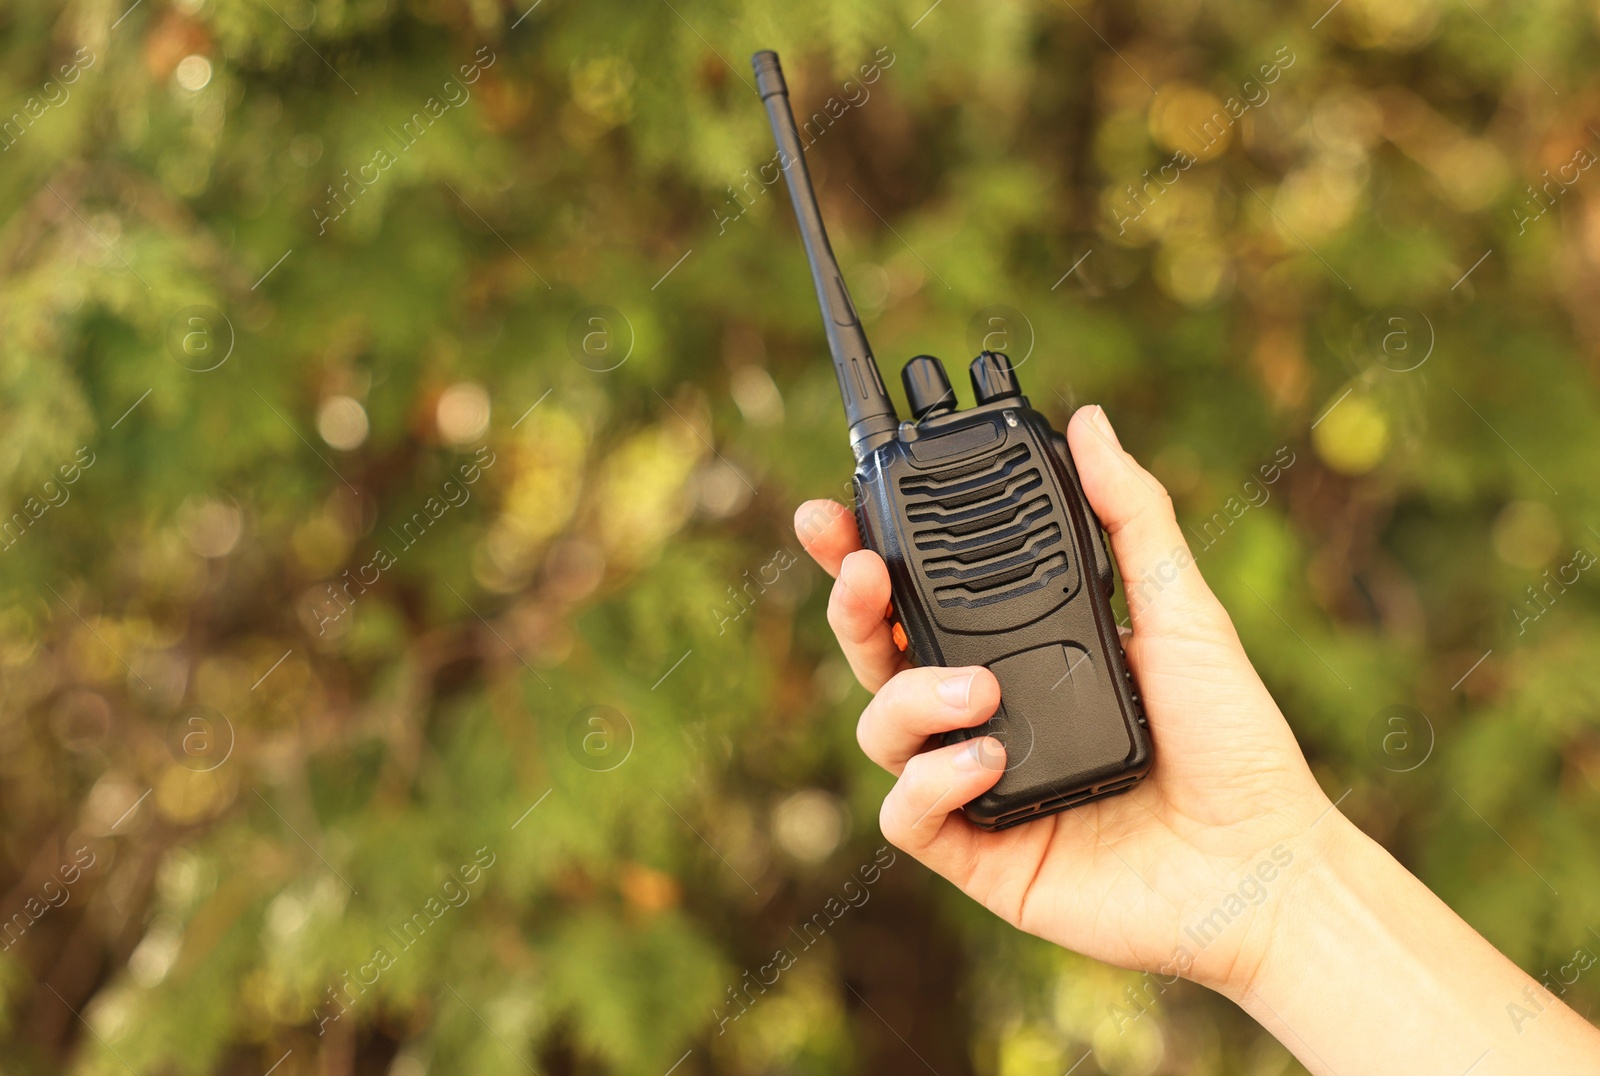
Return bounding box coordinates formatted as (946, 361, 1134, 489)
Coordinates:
(755, 51, 1151, 830)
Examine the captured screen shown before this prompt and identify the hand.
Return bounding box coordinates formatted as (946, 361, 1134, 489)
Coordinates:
(795, 404, 1334, 996)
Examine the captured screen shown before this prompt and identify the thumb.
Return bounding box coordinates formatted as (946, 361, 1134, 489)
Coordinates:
(1066, 405, 1227, 636)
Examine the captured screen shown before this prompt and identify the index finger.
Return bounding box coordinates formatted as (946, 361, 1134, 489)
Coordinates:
(795, 500, 908, 691)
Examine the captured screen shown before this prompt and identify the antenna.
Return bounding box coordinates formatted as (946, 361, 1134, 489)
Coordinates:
(753, 50, 899, 457)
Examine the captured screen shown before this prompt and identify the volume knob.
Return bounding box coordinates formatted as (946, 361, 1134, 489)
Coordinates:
(970, 350, 1021, 404)
(902, 355, 957, 420)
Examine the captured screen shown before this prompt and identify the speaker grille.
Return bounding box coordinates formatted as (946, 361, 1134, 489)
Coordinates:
(899, 444, 1069, 609)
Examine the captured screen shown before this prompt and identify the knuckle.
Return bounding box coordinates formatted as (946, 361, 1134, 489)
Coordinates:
(897, 749, 932, 792)
(878, 791, 911, 849)
(875, 667, 926, 722)
(825, 577, 851, 623)
(855, 699, 877, 755)
(879, 666, 922, 707)
(826, 600, 866, 647)
(825, 582, 846, 628)
(1133, 482, 1175, 524)
(828, 590, 882, 646)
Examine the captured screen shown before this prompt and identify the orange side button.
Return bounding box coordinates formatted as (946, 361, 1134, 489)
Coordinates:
(891, 621, 908, 652)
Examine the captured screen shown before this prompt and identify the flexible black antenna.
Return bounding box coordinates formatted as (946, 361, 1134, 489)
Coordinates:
(753, 50, 899, 457)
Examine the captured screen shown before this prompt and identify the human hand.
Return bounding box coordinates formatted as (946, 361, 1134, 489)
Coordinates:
(795, 404, 1335, 996)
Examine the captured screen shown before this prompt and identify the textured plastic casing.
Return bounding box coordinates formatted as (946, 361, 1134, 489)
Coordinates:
(855, 395, 1152, 830)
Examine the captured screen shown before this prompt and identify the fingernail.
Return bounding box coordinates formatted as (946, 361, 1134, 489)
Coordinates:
(953, 739, 986, 771)
(936, 672, 975, 710)
(1093, 405, 1122, 447)
(953, 736, 1004, 771)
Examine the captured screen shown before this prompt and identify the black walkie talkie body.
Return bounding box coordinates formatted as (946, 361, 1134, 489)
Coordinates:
(755, 51, 1151, 830)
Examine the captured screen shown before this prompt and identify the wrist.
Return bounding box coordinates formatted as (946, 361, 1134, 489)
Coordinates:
(1201, 802, 1600, 1075)
(1201, 803, 1375, 1003)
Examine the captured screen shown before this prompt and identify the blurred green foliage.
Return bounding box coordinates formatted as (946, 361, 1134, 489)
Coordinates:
(2, 0, 1600, 1073)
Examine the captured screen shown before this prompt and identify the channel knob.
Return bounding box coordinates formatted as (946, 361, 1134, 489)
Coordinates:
(902, 355, 957, 420)
(970, 350, 1021, 404)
